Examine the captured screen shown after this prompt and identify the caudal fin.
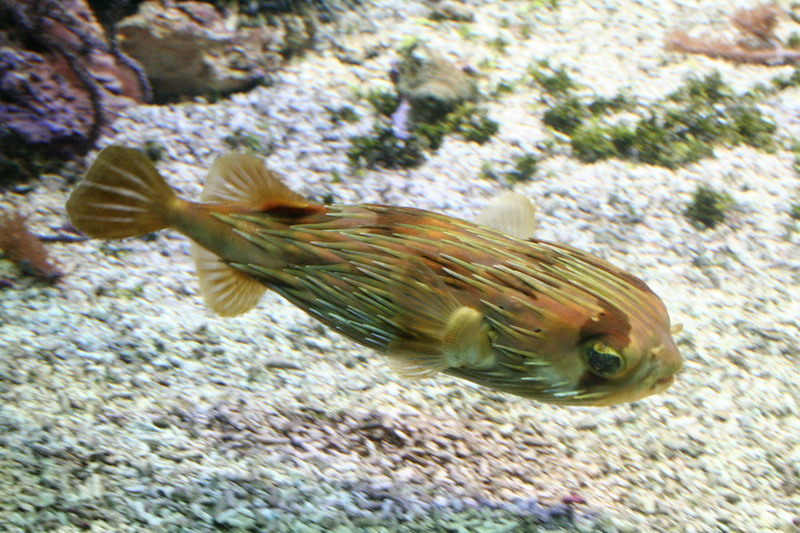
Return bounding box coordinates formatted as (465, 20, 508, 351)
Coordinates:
(66, 146, 177, 239)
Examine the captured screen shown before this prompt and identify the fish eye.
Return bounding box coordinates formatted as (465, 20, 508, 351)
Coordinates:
(584, 342, 624, 377)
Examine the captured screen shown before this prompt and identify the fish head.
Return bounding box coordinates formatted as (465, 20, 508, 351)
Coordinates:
(569, 320, 683, 406)
(486, 245, 685, 407)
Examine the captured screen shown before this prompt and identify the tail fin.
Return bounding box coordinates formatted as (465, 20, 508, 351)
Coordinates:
(66, 146, 177, 239)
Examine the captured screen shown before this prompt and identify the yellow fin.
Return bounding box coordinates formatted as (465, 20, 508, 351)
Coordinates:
(191, 243, 267, 316)
(387, 306, 494, 380)
(474, 192, 537, 239)
(386, 341, 452, 380)
(66, 146, 177, 239)
(201, 152, 309, 209)
(441, 307, 495, 368)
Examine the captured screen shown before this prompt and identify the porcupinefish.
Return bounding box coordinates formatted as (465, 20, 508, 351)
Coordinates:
(65, 145, 682, 406)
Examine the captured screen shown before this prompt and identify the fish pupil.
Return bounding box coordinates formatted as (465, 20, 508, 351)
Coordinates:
(586, 345, 622, 376)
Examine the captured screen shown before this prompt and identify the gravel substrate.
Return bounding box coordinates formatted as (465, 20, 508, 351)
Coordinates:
(2, 0, 800, 532)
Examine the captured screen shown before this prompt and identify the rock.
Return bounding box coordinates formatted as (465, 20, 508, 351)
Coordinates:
(428, 1, 475, 22)
(0, 0, 147, 181)
(131, 371, 152, 388)
(117, 1, 281, 103)
(392, 42, 478, 126)
(214, 506, 257, 529)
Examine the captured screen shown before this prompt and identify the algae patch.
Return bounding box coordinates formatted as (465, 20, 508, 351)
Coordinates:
(535, 69, 776, 168)
(684, 185, 733, 229)
(480, 152, 540, 185)
(347, 43, 498, 169)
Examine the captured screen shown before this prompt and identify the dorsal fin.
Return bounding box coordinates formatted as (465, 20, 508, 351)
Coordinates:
(201, 152, 309, 209)
(474, 192, 537, 239)
(191, 243, 267, 316)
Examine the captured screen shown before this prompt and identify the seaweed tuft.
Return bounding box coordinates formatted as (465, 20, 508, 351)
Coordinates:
(325, 104, 360, 124)
(543, 96, 588, 135)
(445, 103, 499, 145)
(347, 123, 427, 169)
(684, 185, 733, 229)
(529, 60, 576, 96)
(142, 139, 166, 162)
(540, 69, 775, 168)
(224, 130, 270, 153)
(348, 44, 498, 169)
(505, 153, 539, 183)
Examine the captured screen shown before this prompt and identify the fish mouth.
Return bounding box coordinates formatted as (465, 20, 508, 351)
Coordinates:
(651, 374, 675, 395)
(655, 375, 674, 387)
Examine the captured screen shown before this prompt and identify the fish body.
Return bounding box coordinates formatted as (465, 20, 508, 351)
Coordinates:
(66, 146, 682, 406)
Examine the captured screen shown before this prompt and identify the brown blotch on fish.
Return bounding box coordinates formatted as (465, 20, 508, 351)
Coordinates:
(65, 145, 683, 406)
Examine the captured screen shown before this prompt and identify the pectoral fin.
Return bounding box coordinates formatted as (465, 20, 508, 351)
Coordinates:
(387, 305, 495, 380)
(441, 306, 494, 368)
(475, 192, 537, 239)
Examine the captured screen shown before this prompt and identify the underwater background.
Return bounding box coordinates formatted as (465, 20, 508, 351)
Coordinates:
(1, 0, 799, 531)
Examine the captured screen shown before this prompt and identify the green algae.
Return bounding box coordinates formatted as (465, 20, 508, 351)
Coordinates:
(326, 104, 360, 124)
(789, 203, 800, 221)
(479, 153, 540, 185)
(537, 70, 776, 168)
(347, 124, 427, 169)
(347, 44, 498, 169)
(529, 60, 577, 97)
(684, 184, 733, 229)
(224, 129, 270, 153)
(141, 139, 166, 162)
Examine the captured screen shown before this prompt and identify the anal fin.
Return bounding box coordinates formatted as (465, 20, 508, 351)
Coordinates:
(386, 341, 453, 379)
(191, 243, 267, 316)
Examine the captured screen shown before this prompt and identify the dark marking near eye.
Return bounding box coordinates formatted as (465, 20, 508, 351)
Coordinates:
(578, 370, 605, 390)
(264, 204, 326, 218)
(578, 300, 631, 348)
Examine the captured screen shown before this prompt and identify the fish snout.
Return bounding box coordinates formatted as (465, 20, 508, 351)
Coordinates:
(648, 343, 682, 393)
(654, 374, 674, 388)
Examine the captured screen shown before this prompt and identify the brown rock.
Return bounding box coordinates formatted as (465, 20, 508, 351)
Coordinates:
(118, 1, 281, 103)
